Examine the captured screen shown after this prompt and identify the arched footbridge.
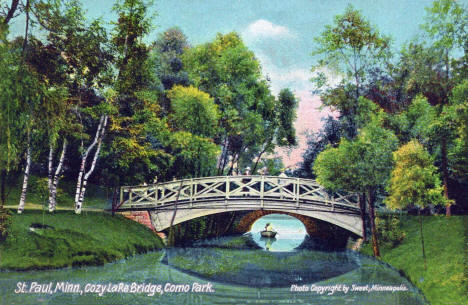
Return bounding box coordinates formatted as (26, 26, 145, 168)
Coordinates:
(117, 176, 363, 237)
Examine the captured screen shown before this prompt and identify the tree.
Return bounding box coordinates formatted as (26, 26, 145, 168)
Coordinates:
(112, 0, 153, 95)
(183, 32, 278, 174)
(311, 4, 391, 138)
(314, 113, 398, 257)
(250, 88, 297, 174)
(151, 27, 190, 113)
(100, 0, 171, 210)
(0, 25, 25, 207)
(295, 116, 342, 178)
(409, 0, 468, 214)
(385, 140, 448, 269)
(449, 80, 468, 182)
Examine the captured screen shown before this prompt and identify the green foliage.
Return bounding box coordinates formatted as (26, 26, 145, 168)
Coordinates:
(0, 27, 26, 172)
(276, 89, 298, 146)
(0, 207, 11, 242)
(112, 0, 154, 94)
(311, 4, 390, 92)
(151, 27, 190, 94)
(168, 85, 220, 138)
(29, 177, 50, 207)
(375, 215, 406, 248)
(385, 140, 449, 210)
(393, 95, 436, 144)
(422, 0, 467, 54)
(182, 32, 278, 173)
(448, 80, 468, 180)
(314, 114, 398, 193)
(166, 131, 219, 178)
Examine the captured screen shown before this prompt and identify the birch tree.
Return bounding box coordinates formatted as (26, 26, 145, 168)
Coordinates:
(74, 112, 109, 214)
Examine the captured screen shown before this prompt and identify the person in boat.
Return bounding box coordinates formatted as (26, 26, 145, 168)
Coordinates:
(264, 223, 274, 232)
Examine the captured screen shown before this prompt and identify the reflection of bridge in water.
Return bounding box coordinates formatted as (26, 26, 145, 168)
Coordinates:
(117, 175, 363, 236)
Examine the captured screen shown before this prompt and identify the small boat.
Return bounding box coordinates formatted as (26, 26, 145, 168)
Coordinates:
(260, 230, 277, 238)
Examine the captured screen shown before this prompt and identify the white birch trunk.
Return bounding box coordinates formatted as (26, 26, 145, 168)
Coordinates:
(47, 143, 54, 211)
(18, 144, 31, 214)
(49, 139, 67, 212)
(77, 137, 103, 210)
(74, 116, 104, 213)
(75, 115, 107, 214)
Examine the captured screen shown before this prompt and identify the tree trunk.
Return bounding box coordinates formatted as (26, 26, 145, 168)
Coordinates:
(111, 186, 118, 216)
(217, 136, 229, 175)
(367, 189, 380, 257)
(21, 0, 30, 54)
(77, 133, 104, 211)
(75, 115, 107, 214)
(252, 147, 267, 174)
(419, 210, 427, 270)
(47, 143, 54, 211)
(222, 212, 237, 235)
(49, 139, 67, 212)
(359, 193, 367, 242)
(18, 143, 31, 214)
(168, 180, 184, 246)
(441, 138, 451, 216)
(228, 152, 240, 175)
(0, 170, 6, 208)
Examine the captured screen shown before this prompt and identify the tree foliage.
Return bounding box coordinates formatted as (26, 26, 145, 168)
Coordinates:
(385, 140, 448, 210)
(167, 85, 220, 138)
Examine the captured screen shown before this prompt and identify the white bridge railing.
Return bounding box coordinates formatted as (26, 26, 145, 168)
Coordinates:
(119, 176, 359, 211)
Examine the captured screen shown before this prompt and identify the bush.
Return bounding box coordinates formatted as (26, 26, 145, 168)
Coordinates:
(376, 214, 406, 248)
(0, 207, 11, 242)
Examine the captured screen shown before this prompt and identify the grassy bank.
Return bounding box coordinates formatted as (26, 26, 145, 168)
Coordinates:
(360, 215, 468, 305)
(0, 210, 164, 271)
(3, 175, 110, 210)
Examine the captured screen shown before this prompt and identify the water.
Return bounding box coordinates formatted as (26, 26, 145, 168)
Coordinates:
(0, 214, 427, 304)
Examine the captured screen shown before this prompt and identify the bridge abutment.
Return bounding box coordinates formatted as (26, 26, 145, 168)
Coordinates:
(119, 211, 167, 240)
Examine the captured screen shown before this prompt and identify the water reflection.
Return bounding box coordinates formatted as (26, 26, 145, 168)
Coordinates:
(163, 243, 360, 287)
(259, 236, 276, 251)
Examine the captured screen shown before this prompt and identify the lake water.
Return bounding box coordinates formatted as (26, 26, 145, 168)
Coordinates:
(0, 214, 427, 304)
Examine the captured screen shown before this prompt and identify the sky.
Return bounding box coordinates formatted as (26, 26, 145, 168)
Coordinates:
(11, 0, 465, 168)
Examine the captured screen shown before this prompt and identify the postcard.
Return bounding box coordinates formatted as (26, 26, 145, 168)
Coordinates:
(0, 0, 466, 304)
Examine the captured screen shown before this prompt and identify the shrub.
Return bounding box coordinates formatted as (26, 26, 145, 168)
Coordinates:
(376, 214, 406, 248)
(0, 207, 11, 242)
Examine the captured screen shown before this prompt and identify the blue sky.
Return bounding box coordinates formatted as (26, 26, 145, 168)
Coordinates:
(77, 0, 440, 93)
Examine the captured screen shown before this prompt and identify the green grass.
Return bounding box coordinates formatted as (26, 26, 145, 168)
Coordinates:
(360, 215, 468, 305)
(0, 210, 164, 270)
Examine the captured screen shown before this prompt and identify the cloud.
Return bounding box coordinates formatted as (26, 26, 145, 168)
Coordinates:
(244, 19, 295, 40)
